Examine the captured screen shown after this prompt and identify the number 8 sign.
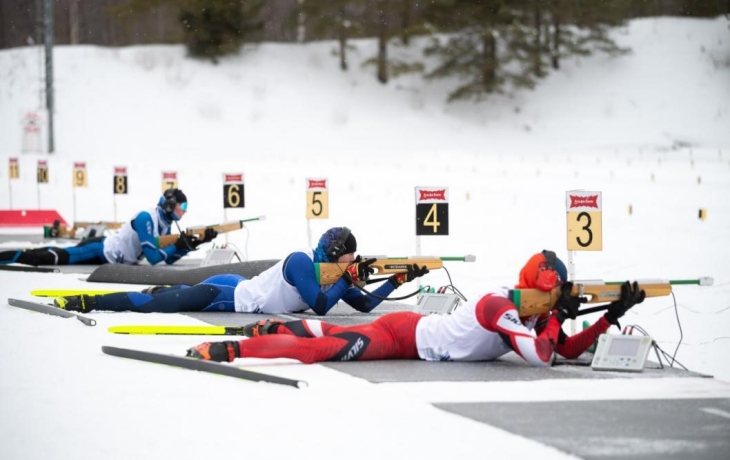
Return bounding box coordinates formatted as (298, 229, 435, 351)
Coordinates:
(566, 191, 602, 251)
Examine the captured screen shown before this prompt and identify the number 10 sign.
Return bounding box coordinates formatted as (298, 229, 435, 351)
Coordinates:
(566, 191, 602, 251)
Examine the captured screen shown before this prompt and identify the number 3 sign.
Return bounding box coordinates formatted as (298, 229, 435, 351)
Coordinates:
(566, 191, 602, 251)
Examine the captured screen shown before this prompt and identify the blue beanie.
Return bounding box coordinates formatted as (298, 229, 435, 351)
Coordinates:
(314, 227, 356, 262)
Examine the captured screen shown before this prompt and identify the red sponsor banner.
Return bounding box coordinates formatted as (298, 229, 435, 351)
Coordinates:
(38, 160, 48, 167)
(114, 167, 127, 175)
(308, 179, 327, 189)
(0, 210, 67, 227)
(162, 171, 177, 180)
(569, 194, 599, 209)
(9, 158, 18, 165)
(74, 162, 86, 169)
(224, 174, 243, 183)
(419, 189, 447, 201)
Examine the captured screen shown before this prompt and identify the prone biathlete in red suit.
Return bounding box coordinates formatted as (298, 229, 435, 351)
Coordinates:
(187, 250, 645, 366)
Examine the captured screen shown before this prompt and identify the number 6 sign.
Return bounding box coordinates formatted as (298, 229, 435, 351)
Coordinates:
(566, 191, 602, 251)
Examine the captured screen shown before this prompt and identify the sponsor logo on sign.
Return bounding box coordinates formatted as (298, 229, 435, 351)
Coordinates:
(308, 179, 327, 189)
(569, 195, 599, 209)
(224, 174, 243, 182)
(419, 190, 446, 201)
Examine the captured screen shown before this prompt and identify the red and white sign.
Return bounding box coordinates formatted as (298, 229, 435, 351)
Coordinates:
(223, 173, 243, 184)
(23, 112, 40, 133)
(307, 179, 327, 190)
(566, 192, 602, 211)
(416, 187, 448, 203)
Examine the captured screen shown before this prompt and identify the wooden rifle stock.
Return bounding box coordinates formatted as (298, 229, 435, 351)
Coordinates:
(509, 281, 673, 317)
(315, 258, 443, 285)
(156, 217, 263, 249)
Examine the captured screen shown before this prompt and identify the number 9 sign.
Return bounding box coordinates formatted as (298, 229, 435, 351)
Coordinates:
(566, 191, 602, 251)
(73, 162, 87, 188)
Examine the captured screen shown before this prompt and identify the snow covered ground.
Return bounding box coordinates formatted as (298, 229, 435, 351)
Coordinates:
(1, 16, 729, 460)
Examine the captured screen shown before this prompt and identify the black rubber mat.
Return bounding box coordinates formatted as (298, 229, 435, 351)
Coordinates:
(86, 259, 280, 284)
(435, 398, 730, 460)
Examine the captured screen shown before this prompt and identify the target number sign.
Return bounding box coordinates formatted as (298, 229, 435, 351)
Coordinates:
(9, 158, 19, 180)
(306, 178, 329, 219)
(37, 160, 49, 184)
(415, 187, 449, 236)
(566, 191, 602, 251)
(161, 171, 178, 193)
(73, 163, 88, 187)
(223, 173, 245, 208)
(114, 167, 128, 194)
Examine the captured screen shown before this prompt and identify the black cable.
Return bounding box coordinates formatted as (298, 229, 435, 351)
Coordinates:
(335, 260, 421, 301)
(669, 291, 683, 368)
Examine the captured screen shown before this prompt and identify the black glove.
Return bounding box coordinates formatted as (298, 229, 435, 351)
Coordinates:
(186, 341, 240, 362)
(174, 233, 193, 251)
(551, 282, 585, 323)
(342, 257, 376, 286)
(604, 281, 646, 327)
(389, 263, 429, 288)
(200, 228, 218, 243)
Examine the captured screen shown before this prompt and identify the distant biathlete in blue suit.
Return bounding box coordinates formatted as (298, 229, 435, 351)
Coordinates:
(0, 188, 216, 266)
(52, 227, 430, 315)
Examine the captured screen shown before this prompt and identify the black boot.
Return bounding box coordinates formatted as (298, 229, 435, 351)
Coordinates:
(53, 295, 97, 313)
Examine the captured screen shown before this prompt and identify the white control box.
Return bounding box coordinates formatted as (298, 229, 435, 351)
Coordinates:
(591, 333, 653, 372)
(200, 248, 236, 267)
(413, 293, 461, 315)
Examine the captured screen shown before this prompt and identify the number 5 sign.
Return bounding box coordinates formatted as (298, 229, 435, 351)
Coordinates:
(306, 178, 328, 219)
(415, 187, 449, 235)
(566, 191, 602, 251)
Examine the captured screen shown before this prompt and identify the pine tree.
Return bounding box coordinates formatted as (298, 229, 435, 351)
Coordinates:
(179, 0, 264, 62)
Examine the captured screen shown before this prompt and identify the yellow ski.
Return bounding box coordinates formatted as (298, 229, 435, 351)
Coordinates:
(31, 289, 135, 297)
(108, 325, 247, 336)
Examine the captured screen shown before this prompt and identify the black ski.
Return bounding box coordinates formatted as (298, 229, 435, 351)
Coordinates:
(0, 265, 60, 273)
(7, 298, 96, 326)
(101, 346, 306, 388)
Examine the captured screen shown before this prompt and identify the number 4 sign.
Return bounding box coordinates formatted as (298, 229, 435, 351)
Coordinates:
(415, 187, 449, 235)
(566, 191, 602, 251)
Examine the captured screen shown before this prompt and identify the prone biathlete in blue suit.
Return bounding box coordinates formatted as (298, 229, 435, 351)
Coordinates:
(0, 189, 214, 266)
(53, 227, 429, 315)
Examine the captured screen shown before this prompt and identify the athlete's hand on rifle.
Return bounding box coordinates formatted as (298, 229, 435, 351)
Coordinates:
(342, 256, 376, 286)
(551, 281, 586, 323)
(174, 233, 194, 251)
(199, 228, 218, 244)
(176, 228, 218, 251)
(389, 263, 429, 288)
(604, 280, 646, 328)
